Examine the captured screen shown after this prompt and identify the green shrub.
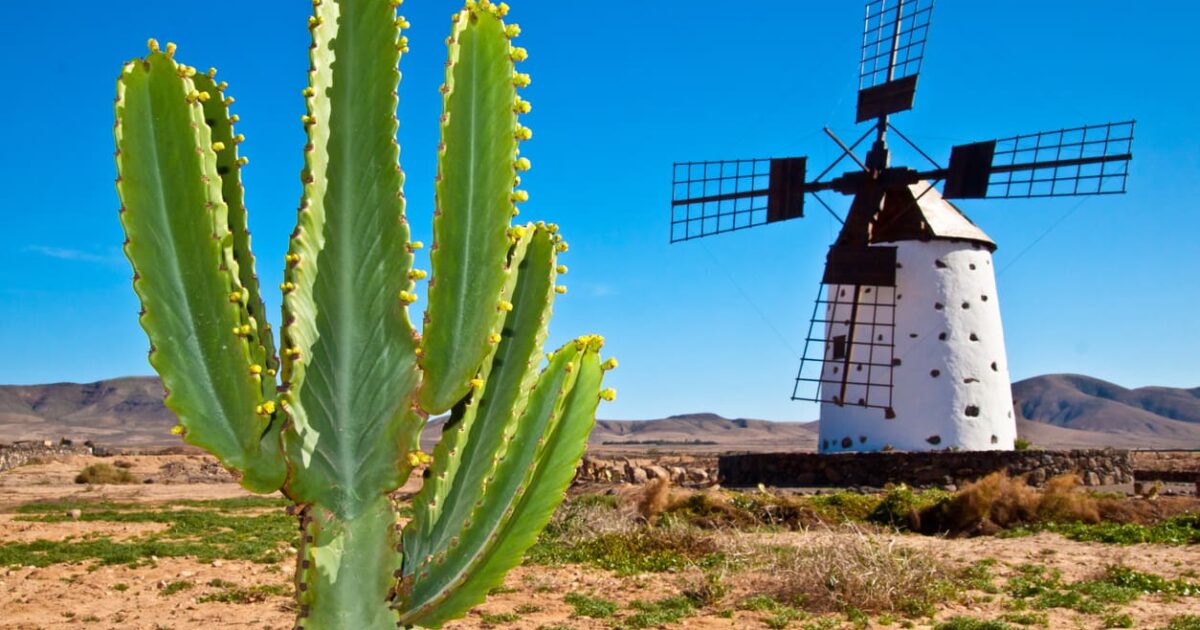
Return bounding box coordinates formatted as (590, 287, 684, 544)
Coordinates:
(562, 593, 617, 619)
(935, 618, 1016, 630)
(74, 463, 136, 485)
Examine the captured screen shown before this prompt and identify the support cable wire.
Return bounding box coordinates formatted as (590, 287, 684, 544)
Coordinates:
(698, 240, 802, 361)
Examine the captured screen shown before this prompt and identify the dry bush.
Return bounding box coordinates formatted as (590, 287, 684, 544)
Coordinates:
(917, 471, 1154, 535)
(746, 527, 952, 616)
(636, 478, 673, 523)
(74, 462, 137, 485)
(663, 489, 827, 531)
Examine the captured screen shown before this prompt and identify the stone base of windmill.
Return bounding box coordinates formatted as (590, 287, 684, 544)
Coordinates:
(717, 449, 1135, 490)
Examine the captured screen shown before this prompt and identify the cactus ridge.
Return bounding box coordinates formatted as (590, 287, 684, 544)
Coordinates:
(114, 2, 608, 627)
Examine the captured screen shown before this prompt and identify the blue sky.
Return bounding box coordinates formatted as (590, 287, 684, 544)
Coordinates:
(1, 1, 1196, 421)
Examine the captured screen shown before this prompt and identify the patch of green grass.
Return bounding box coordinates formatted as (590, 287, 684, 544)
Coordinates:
(1102, 612, 1134, 628)
(196, 582, 290, 604)
(572, 493, 621, 510)
(1164, 616, 1200, 630)
(868, 486, 953, 530)
(526, 529, 723, 575)
(0, 502, 295, 567)
(1002, 563, 1175, 615)
(803, 491, 881, 523)
(159, 580, 194, 596)
(1000, 610, 1048, 626)
(479, 611, 520, 624)
(1102, 565, 1200, 597)
(515, 603, 542, 614)
(488, 584, 519, 595)
(562, 592, 617, 619)
(1002, 513, 1200, 545)
(112, 582, 129, 592)
(625, 596, 695, 628)
(934, 618, 1016, 630)
(738, 595, 805, 628)
(15, 496, 290, 514)
(961, 558, 1001, 594)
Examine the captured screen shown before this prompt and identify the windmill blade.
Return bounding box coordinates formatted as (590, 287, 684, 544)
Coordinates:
(943, 121, 1135, 199)
(856, 0, 934, 123)
(670, 157, 806, 243)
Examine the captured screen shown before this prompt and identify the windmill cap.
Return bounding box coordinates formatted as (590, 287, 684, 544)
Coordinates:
(871, 181, 996, 250)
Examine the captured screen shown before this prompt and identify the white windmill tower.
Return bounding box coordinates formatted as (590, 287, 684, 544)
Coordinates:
(668, 0, 1134, 453)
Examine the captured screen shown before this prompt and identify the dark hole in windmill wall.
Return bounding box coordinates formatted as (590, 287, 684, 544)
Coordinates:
(926, 435, 941, 445)
(969, 333, 979, 341)
(931, 369, 940, 377)
(832, 335, 847, 360)
(970, 263, 977, 269)
(991, 434, 999, 444)
(935, 259, 947, 268)
(859, 435, 867, 444)
(934, 302, 944, 310)
(981, 294, 989, 302)
(938, 332, 948, 341)
(965, 405, 981, 417)
(892, 358, 902, 366)
(991, 361, 999, 372)
(962, 302, 971, 310)
(841, 437, 853, 449)
(885, 407, 896, 419)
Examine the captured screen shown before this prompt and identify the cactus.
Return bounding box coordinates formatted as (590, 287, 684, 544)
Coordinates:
(113, 1, 613, 627)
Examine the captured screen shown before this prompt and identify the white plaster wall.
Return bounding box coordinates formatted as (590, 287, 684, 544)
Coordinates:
(817, 239, 1016, 452)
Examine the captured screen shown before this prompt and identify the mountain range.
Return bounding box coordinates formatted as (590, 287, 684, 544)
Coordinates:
(1, 374, 1197, 450)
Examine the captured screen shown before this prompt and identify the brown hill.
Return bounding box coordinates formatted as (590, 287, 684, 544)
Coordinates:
(1013, 374, 1200, 447)
(2, 375, 1198, 451)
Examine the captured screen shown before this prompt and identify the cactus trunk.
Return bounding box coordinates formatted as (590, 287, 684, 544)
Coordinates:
(113, 1, 613, 627)
(297, 496, 401, 629)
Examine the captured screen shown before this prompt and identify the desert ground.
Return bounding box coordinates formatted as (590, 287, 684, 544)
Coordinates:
(2, 454, 1199, 630)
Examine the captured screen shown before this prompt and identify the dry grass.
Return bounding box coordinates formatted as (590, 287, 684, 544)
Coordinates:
(741, 527, 954, 616)
(636, 478, 672, 523)
(74, 463, 137, 485)
(914, 471, 1174, 536)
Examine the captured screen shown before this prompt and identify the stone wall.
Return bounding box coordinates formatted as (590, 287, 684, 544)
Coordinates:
(575, 456, 717, 486)
(0, 441, 93, 474)
(718, 449, 1134, 489)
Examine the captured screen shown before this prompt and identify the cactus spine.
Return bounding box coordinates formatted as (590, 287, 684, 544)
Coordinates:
(113, 2, 612, 627)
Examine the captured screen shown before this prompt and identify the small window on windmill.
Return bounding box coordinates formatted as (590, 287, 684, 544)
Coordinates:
(832, 335, 848, 360)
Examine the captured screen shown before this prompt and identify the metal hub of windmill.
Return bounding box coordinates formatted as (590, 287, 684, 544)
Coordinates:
(670, 0, 1135, 453)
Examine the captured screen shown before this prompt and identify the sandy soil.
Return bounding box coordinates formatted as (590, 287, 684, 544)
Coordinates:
(2, 455, 1198, 629)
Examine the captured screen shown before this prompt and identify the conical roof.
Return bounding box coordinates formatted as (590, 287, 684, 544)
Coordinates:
(871, 181, 996, 250)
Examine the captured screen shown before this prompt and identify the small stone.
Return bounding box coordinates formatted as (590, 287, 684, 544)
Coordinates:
(211, 560, 223, 568)
(66, 509, 82, 520)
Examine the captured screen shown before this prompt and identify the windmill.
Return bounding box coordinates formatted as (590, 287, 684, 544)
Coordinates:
(669, 0, 1134, 453)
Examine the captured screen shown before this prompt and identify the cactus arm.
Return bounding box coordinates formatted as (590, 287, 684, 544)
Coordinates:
(280, 0, 423, 520)
(418, 7, 521, 414)
(189, 72, 287, 472)
(191, 72, 279, 389)
(114, 50, 285, 493)
(397, 338, 604, 627)
(403, 225, 555, 569)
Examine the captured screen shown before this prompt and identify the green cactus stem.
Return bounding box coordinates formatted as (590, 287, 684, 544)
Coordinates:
(113, 2, 613, 628)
